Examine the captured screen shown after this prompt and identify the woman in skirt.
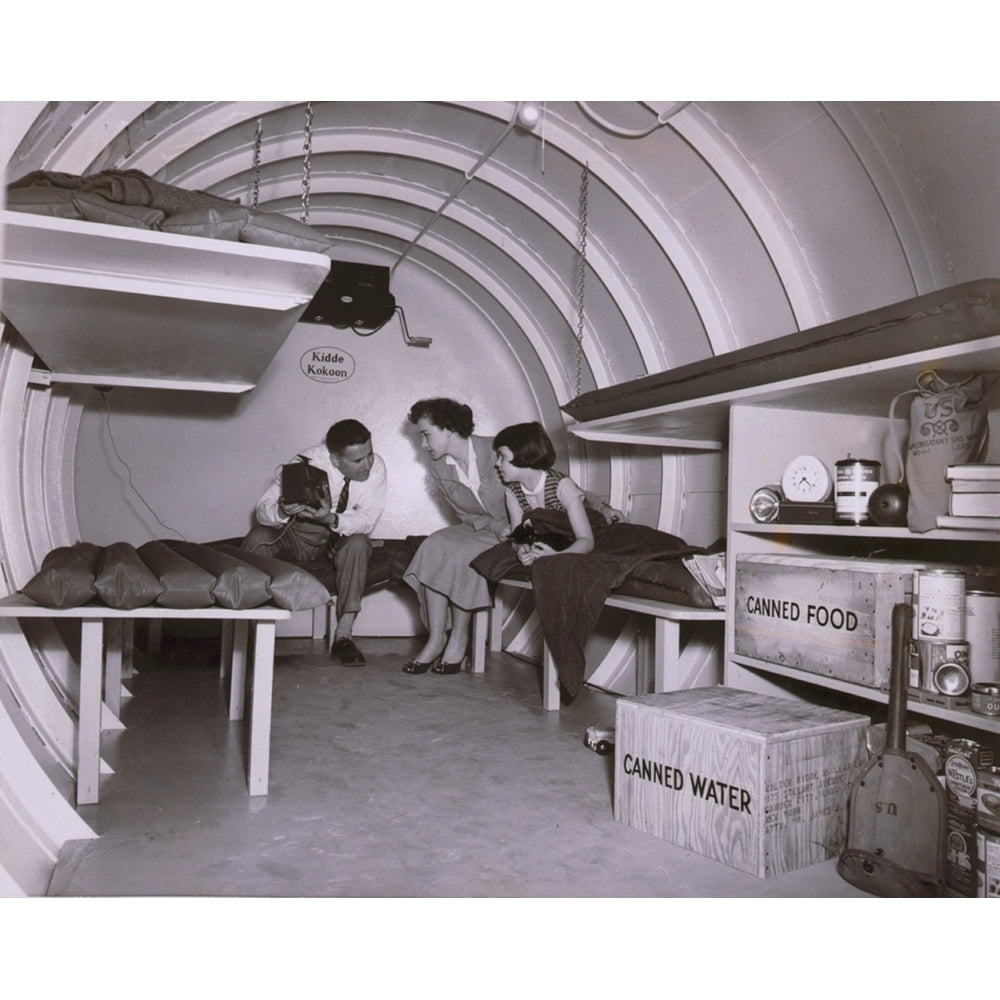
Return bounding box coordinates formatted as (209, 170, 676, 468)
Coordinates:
(402, 398, 510, 674)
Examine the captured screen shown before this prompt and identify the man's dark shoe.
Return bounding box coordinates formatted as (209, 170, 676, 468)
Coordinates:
(331, 636, 366, 666)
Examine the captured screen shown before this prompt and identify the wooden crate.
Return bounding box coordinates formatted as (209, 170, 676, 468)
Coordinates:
(733, 555, 925, 688)
(614, 687, 869, 878)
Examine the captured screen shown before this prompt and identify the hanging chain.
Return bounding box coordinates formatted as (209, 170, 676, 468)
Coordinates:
(300, 102, 314, 223)
(251, 117, 263, 209)
(574, 161, 589, 398)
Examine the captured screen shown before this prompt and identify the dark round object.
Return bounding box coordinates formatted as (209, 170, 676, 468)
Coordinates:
(868, 483, 909, 526)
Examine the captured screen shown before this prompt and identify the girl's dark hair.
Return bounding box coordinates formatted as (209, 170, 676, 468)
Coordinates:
(326, 418, 371, 454)
(492, 421, 556, 470)
(407, 398, 474, 437)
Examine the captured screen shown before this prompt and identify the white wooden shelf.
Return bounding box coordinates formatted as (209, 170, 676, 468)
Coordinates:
(569, 333, 1000, 448)
(730, 653, 1000, 736)
(0, 210, 331, 393)
(731, 521, 1000, 543)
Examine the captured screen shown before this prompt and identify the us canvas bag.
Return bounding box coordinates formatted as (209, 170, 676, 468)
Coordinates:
(898, 370, 996, 532)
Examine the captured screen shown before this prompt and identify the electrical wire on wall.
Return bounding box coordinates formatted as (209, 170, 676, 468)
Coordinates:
(95, 388, 185, 540)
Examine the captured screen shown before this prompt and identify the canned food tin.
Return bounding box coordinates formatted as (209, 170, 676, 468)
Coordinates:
(913, 568, 967, 641)
(975, 826, 1000, 897)
(916, 638, 970, 693)
(966, 590, 1000, 684)
(945, 738, 988, 812)
(971, 682, 1000, 717)
(835, 457, 880, 524)
(977, 766, 1000, 829)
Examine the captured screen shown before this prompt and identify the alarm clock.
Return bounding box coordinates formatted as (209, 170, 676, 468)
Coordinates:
(781, 454, 833, 503)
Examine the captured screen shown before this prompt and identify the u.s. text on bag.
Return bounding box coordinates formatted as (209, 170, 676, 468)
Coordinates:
(905, 370, 997, 532)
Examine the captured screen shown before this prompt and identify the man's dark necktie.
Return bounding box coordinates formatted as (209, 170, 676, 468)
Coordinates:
(336, 478, 350, 514)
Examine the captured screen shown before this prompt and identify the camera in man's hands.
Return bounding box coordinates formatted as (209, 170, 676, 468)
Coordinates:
(280, 461, 330, 509)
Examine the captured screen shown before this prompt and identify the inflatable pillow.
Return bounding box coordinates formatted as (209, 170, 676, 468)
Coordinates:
(213, 544, 330, 611)
(94, 541, 164, 610)
(138, 540, 216, 609)
(163, 541, 270, 610)
(20, 541, 104, 608)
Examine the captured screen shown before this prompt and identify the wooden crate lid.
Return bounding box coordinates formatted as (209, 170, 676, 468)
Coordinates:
(735, 554, 927, 575)
(620, 686, 869, 739)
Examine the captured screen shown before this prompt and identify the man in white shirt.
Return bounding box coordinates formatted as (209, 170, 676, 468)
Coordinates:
(241, 419, 387, 665)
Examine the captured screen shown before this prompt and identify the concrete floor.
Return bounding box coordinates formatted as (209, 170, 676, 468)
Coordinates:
(47, 632, 868, 899)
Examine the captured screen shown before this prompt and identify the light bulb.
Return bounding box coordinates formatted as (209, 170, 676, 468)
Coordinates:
(517, 103, 542, 130)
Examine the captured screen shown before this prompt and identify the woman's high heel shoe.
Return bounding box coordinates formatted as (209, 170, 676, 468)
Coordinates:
(432, 654, 469, 675)
(402, 655, 439, 674)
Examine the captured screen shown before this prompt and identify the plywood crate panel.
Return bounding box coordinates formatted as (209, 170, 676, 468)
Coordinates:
(614, 687, 869, 878)
(734, 555, 925, 688)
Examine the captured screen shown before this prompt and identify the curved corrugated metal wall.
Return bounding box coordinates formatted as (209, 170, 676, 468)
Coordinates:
(1, 100, 996, 894)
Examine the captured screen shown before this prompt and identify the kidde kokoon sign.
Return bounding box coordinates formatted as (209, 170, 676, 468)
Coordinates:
(300, 347, 355, 383)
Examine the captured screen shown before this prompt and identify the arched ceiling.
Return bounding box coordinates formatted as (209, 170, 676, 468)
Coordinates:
(2, 100, 958, 405)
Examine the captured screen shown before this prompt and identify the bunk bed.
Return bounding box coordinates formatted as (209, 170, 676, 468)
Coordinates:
(1, 169, 335, 392)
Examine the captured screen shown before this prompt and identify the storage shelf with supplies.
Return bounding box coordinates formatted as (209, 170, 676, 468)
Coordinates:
(566, 282, 1000, 742)
(731, 654, 1000, 736)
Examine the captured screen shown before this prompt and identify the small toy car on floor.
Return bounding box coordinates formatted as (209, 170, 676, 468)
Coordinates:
(584, 725, 615, 755)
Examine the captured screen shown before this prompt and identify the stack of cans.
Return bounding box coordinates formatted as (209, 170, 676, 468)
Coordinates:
(910, 569, 970, 696)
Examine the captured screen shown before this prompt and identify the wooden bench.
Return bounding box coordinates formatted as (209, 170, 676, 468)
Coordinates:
(0, 594, 290, 805)
(473, 578, 725, 710)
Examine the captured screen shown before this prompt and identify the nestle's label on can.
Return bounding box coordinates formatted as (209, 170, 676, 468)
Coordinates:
(945, 753, 978, 809)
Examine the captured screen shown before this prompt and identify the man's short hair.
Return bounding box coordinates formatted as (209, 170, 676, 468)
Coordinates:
(326, 419, 371, 455)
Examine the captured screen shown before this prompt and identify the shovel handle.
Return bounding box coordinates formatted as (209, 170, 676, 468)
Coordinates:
(887, 602, 913, 751)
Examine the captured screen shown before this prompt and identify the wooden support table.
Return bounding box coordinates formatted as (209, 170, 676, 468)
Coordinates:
(486, 578, 725, 710)
(0, 594, 290, 805)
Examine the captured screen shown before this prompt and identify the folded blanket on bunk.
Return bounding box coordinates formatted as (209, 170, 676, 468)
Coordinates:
(6, 169, 338, 254)
(8, 168, 237, 217)
(471, 509, 710, 698)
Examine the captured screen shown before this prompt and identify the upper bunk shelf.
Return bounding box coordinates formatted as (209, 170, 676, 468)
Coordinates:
(564, 279, 1000, 449)
(0, 210, 331, 393)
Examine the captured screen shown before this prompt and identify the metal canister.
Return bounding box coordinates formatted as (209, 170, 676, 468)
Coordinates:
(945, 737, 987, 896)
(915, 638, 970, 693)
(834, 457, 880, 524)
(966, 590, 1000, 684)
(971, 682, 1000, 717)
(945, 738, 988, 812)
(913, 568, 966, 641)
(975, 827, 1000, 897)
(977, 766, 1000, 829)
(748, 485, 781, 523)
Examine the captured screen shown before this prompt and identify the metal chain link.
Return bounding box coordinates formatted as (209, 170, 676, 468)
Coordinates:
(575, 161, 589, 398)
(300, 102, 314, 224)
(251, 117, 263, 209)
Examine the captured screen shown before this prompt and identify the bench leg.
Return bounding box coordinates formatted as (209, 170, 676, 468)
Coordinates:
(311, 602, 330, 640)
(471, 609, 489, 674)
(220, 619, 233, 680)
(653, 618, 681, 692)
(247, 620, 276, 796)
(103, 619, 124, 719)
(77, 618, 104, 805)
(489, 587, 506, 652)
(227, 620, 250, 721)
(541, 644, 560, 711)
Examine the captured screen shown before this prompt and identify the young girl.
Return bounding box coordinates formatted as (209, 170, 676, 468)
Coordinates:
(492, 421, 595, 566)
